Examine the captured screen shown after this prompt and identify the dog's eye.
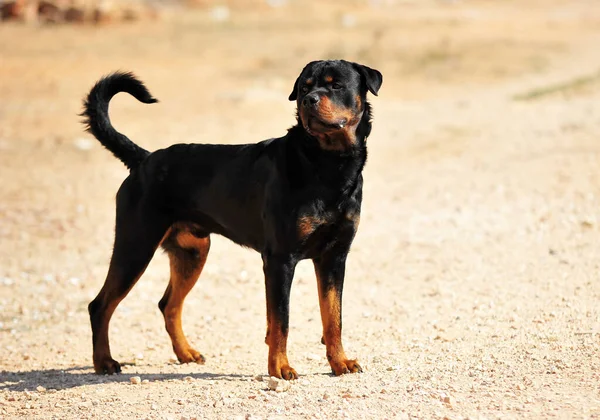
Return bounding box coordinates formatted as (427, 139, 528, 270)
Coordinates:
(332, 82, 343, 90)
(301, 86, 309, 94)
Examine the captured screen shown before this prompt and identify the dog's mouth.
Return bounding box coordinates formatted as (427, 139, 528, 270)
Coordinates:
(302, 113, 348, 135)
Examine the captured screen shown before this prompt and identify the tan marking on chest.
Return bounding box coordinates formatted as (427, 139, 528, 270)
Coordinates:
(297, 215, 328, 239)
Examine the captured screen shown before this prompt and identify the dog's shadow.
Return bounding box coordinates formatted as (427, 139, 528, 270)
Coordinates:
(0, 366, 254, 392)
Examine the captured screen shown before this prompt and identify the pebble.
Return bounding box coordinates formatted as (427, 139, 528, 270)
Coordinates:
(36, 386, 46, 392)
(268, 377, 291, 393)
(441, 394, 455, 406)
(210, 5, 230, 22)
(129, 376, 141, 385)
(73, 138, 94, 151)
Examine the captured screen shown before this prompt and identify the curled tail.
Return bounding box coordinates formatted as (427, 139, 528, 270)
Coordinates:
(81, 72, 157, 170)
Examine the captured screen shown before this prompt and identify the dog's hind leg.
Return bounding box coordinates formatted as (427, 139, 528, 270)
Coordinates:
(88, 181, 170, 374)
(159, 229, 210, 364)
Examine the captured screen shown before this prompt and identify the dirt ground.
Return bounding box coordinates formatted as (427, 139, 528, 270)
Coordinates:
(1, 1, 600, 418)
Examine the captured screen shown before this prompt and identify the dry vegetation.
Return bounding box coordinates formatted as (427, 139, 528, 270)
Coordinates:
(1, 0, 600, 418)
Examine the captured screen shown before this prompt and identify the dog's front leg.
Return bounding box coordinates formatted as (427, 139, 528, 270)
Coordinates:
(262, 253, 298, 380)
(313, 251, 363, 376)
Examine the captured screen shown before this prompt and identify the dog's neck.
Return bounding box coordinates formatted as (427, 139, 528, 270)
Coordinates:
(286, 101, 372, 194)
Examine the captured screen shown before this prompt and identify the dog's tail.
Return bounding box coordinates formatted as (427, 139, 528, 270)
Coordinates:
(81, 72, 157, 170)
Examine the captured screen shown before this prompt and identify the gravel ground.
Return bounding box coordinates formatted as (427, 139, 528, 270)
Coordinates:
(1, 1, 600, 419)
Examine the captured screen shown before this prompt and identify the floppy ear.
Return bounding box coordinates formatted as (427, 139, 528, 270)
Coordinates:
(288, 76, 300, 101)
(353, 63, 383, 96)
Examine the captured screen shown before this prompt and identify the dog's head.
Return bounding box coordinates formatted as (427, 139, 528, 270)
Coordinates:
(289, 60, 382, 150)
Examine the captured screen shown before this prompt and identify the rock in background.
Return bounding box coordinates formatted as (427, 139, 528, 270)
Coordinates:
(0, 0, 160, 23)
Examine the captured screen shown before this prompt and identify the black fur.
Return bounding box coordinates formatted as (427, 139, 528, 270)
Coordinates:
(84, 60, 383, 379)
(81, 72, 157, 170)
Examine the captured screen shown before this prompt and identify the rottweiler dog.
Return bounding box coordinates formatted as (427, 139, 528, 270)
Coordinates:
(82, 60, 382, 379)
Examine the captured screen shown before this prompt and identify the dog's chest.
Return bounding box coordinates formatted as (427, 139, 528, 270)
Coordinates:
(295, 205, 360, 254)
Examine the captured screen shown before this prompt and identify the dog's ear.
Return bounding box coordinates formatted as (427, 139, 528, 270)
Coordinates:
(353, 63, 383, 96)
(288, 76, 300, 101)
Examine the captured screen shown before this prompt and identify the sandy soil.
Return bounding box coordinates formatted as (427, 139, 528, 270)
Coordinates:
(1, 1, 600, 418)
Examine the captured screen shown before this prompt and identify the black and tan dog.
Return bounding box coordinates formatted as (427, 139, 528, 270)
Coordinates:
(82, 60, 382, 379)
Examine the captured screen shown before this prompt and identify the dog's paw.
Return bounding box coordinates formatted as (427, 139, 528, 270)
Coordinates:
(269, 364, 298, 381)
(176, 347, 206, 364)
(94, 357, 122, 375)
(330, 359, 363, 376)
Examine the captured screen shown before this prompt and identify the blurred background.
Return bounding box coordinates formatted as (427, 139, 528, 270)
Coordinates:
(1, 0, 600, 418)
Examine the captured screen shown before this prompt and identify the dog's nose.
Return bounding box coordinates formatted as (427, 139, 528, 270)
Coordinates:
(302, 94, 319, 108)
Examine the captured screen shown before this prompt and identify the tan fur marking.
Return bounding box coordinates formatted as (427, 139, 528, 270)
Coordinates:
(162, 235, 210, 364)
(315, 265, 362, 376)
(346, 211, 360, 228)
(175, 231, 205, 249)
(297, 215, 326, 239)
(265, 313, 297, 379)
(324, 75, 333, 83)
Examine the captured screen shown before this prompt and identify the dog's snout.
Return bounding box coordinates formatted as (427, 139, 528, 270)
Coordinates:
(302, 93, 319, 108)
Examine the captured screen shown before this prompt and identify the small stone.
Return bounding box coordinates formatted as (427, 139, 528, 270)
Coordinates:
(73, 138, 94, 151)
(209, 5, 230, 22)
(340, 13, 357, 28)
(151, 404, 158, 410)
(129, 376, 141, 385)
(442, 394, 455, 406)
(142, 379, 149, 384)
(184, 376, 194, 382)
(36, 386, 46, 393)
(323, 391, 331, 400)
(267, 377, 290, 392)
